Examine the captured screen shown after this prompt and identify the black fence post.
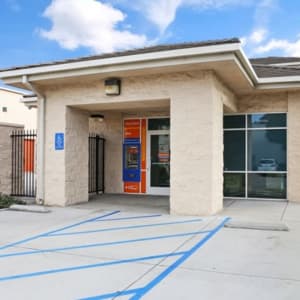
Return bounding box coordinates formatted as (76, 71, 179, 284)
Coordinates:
(88, 134, 105, 195)
(11, 130, 37, 198)
(95, 135, 99, 194)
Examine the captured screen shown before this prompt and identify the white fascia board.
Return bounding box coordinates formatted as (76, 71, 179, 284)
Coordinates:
(0, 43, 241, 79)
(256, 83, 300, 90)
(230, 47, 300, 88)
(0, 86, 29, 95)
(269, 62, 300, 67)
(234, 47, 260, 84)
(258, 76, 300, 84)
(2, 53, 244, 85)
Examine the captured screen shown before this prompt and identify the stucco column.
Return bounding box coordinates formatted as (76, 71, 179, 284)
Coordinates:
(44, 103, 88, 206)
(170, 77, 223, 216)
(65, 107, 89, 205)
(288, 92, 300, 202)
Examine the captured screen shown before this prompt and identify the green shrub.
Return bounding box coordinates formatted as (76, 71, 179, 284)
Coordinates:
(0, 194, 26, 209)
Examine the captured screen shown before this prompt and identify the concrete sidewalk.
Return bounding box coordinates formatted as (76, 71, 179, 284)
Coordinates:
(0, 199, 299, 299)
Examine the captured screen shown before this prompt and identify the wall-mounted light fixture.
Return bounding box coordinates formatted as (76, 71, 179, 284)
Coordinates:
(104, 78, 121, 96)
(90, 114, 104, 122)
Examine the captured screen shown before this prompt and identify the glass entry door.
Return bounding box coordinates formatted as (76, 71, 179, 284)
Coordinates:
(147, 132, 170, 195)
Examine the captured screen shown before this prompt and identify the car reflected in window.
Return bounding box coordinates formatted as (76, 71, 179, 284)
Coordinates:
(257, 158, 278, 171)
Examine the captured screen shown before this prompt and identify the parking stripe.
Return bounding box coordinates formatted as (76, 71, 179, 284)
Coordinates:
(79, 288, 143, 300)
(48, 218, 203, 237)
(91, 214, 162, 222)
(0, 230, 210, 259)
(0, 211, 120, 251)
(130, 217, 230, 300)
(0, 251, 186, 282)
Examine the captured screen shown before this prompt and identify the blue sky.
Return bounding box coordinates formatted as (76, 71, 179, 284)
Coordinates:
(1, 0, 300, 73)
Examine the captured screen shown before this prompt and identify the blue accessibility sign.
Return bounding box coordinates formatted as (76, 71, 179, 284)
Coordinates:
(55, 133, 64, 150)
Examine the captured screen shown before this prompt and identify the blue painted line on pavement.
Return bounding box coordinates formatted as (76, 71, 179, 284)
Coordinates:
(48, 218, 203, 237)
(129, 217, 231, 300)
(92, 214, 161, 222)
(0, 251, 186, 282)
(79, 288, 143, 300)
(0, 230, 210, 259)
(0, 211, 120, 251)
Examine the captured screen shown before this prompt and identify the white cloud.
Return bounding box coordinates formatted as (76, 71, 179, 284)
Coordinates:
(40, 0, 147, 53)
(255, 37, 300, 56)
(141, 0, 182, 33)
(118, 0, 254, 33)
(249, 28, 268, 44)
(242, 28, 268, 46)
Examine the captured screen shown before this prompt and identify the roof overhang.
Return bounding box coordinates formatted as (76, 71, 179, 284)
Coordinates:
(1, 42, 300, 95)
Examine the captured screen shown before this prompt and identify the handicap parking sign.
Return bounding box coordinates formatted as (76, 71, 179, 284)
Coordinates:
(55, 133, 64, 150)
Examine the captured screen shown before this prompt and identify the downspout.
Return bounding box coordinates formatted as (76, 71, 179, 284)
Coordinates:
(22, 75, 45, 205)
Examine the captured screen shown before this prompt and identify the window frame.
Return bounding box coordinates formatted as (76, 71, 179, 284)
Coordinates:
(223, 112, 288, 201)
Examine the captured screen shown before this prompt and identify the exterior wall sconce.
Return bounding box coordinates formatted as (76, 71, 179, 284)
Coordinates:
(104, 78, 121, 96)
(90, 114, 104, 122)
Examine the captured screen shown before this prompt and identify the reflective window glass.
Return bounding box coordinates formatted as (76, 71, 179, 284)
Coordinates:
(148, 118, 170, 130)
(150, 135, 170, 187)
(224, 115, 245, 129)
(248, 174, 286, 199)
(224, 131, 245, 171)
(248, 129, 286, 171)
(248, 113, 286, 128)
(224, 173, 245, 197)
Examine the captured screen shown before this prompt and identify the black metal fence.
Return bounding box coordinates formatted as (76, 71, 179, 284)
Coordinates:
(10, 131, 104, 197)
(89, 134, 105, 194)
(11, 130, 37, 197)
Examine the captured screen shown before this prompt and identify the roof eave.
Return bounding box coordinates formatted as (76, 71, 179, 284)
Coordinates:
(0, 42, 243, 82)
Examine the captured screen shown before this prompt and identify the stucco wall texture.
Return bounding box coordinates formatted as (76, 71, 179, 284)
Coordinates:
(238, 93, 288, 113)
(288, 92, 300, 203)
(37, 68, 300, 215)
(40, 71, 235, 215)
(0, 123, 23, 195)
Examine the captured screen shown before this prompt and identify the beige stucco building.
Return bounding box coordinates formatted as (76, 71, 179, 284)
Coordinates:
(0, 38, 299, 216)
(0, 87, 36, 129)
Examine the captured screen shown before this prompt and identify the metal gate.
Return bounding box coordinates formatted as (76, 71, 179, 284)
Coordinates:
(11, 130, 37, 197)
(89, 134, 105, 194)
(10, 132, 104, 197)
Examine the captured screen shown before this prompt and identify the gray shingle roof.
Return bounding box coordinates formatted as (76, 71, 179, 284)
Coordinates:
(0, 38, 240, 72)
(252, 64, 300, 78)
(2, 38, 300, 79)
(250, 57, 300, 65)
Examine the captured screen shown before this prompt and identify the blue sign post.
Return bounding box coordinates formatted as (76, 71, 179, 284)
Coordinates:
(55, 133, 64, 150)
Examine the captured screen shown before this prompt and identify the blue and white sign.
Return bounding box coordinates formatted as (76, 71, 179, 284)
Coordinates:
(55, 133, 64, 150)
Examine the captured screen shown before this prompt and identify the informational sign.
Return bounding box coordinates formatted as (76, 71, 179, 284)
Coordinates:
(55, 133, 64, 150)
(124, 119, 140, 139)
(158, 135, 170, 162)
(124, 182, 140, 193)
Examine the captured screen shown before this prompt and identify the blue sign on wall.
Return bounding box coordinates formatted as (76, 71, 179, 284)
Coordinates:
(55, 133, 64, 150)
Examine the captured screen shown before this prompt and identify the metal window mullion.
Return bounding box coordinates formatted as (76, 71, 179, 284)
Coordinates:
(11, 131, 15, 195)
(223, 171, 246, 173)
(223, 128, 245, 131)
(224, 112, 288, 200)
(247, 127, 287, 131)
(247, 171, 287, 174)
(245, 114, 248, 199)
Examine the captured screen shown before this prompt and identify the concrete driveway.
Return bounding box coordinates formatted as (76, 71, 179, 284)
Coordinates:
(0, 199, 299, 299)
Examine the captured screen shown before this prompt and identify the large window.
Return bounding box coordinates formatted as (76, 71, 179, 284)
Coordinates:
(224, 113, 287, 199)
